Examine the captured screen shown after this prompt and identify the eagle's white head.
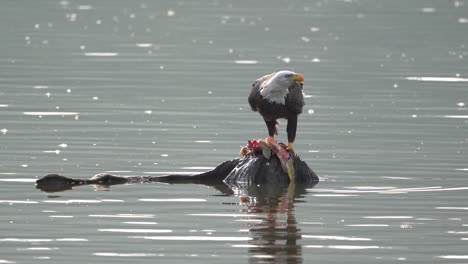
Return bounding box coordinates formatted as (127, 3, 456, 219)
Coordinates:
(260, 70, 304, 104)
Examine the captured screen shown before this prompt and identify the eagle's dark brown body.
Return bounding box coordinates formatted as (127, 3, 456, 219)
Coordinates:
(248, 72, 305, 144)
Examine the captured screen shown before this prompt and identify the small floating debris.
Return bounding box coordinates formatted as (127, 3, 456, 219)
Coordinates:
(33, 85, 49, 89)
(345, 224, 389, 227)
(136, 43, 153, 48)
(189, 213, 259, 217)
(0, 200, 38, 204)
(55, 238, 89, 242)
(301, 36, 310, 43)
(307, 245, 380, 250)
(84, 52, 119, 57)
(98, 229, 172, 233)
(421, 7, 436, 13)
(443, 115, 468, 119)
(310, 27, 320, 32)
(0, 238, 52, 242)
(133, 235, 252, 241)
(45, 199, 103, 204)
(363, 216, 413, 219)
(139, 198, 207, 202)
(281, 57, 291, 63)
(43, 150, 61, 154)
(439, 255, 468, 260)
(67, 13, 77, 22)
(0, 178, 36, 182)
(435, 207, 468, 210)
(89, 214, 155, 218)
(93, 253, 159, 257)
(406, 76, 468, 82)
(123, 222, 158, 225)
(77, 5, 93, 10)
(311, 58, 321, 63)
(302, 235, 372, 241)
(167, 9, 175, 16)
(234, 60, 258, 64)
(23, 112, 79, 116)
(17, 247, 59, 251)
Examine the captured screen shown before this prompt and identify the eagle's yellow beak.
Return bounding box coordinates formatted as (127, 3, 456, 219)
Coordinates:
(292, 74, 304, 82)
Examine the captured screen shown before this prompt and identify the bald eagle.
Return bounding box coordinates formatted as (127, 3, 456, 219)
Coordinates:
(248, 71, 305, 152)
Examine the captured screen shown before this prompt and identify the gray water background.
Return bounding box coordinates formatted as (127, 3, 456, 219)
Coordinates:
(1, 0, 467, 263)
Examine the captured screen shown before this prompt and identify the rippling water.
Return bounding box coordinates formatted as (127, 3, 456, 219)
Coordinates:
(1, 0, 467, 263)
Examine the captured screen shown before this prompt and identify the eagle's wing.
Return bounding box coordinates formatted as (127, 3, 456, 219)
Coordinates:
(248, 72, 276, 112)
(248, 81, 260, 112)
(286, 83, 305, 115)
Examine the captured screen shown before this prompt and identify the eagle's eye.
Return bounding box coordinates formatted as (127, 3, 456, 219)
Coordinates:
(284, 74, 293, 78)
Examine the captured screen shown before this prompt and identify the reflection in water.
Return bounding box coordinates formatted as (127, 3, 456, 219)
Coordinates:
(227, 182, 315, 264)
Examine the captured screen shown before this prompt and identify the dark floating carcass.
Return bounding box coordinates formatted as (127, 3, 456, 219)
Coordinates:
(36, 139, 318, 193)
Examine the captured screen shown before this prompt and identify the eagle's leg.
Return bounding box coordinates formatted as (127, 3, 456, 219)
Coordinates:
(286, 115, 298, 153)
(264, 119, 277, 142)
